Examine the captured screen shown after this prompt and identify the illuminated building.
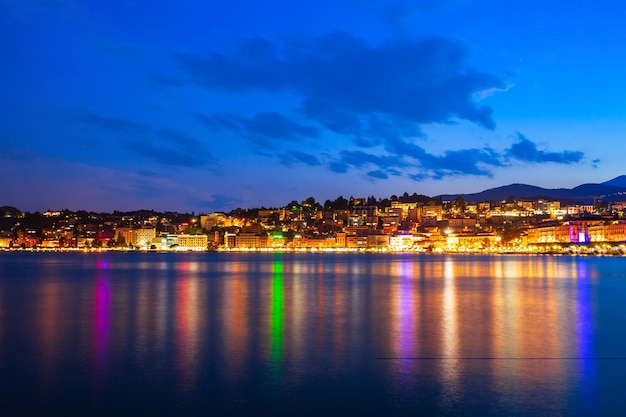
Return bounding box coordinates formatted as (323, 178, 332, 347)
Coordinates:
(525, 219, 599, 244)
(41, 240, 60, 248)
(346, 236, 367, 248)
(175, 234, 208, 251)
(389, 234, 422, 251)
(336, 232, 347, 247)
(200, 213, 226, 230)
(235, 233, 267, 249)
(224, 233, 236, 248)
(367, 234, 390, 248)
(116, 228, 156, 249)
(445, 233, 499, 251)
(391, 201, 419, 220)
(587, 221, 626, 243)
(447, 217, 478, 231)
(421, 205, 443, 221)
(354, 205, 378, 226)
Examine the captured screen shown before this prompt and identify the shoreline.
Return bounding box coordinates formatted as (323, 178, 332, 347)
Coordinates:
(2, 247, 625, 256)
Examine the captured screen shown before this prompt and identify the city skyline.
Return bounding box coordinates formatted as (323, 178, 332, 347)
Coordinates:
(2, 1, 625, 213)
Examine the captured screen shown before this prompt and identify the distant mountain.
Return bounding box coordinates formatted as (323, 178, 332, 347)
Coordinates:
(439, 178, 626, 204)
(603, 175, 626, 188)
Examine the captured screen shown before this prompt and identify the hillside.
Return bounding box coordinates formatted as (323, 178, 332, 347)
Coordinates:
(439, 178, 626, 204)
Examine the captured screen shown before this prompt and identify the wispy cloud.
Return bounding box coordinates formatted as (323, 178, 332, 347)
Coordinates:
(279, 150, 322, 167)
(124, 141, 201, 167)
(329, 144, 503, 180)
(175, 32, 504, 130)
(74, 109, 150, 135)
(507, 133, 584, 164)
(173, 32, 586, 181)
(199, 112, 320, 145)
(367, 169, 389, 179)
(158, 128, 209, 154)
(71, 110, 216, 169)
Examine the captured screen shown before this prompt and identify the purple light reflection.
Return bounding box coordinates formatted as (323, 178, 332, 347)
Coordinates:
(94, 270, 110, 377)
(397, 257, 416, 359)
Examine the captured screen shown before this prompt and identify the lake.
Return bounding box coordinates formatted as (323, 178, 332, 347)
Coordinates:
(1, 252, 625, 416)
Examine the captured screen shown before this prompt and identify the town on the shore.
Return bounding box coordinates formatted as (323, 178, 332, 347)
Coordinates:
(2, 193, 626, 254)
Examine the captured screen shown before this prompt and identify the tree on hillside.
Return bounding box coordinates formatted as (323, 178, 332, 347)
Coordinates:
(454, 196, 467, 212)
(332, 196, 349, 210)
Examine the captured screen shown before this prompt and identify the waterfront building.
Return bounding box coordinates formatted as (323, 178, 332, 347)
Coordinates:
(367, 234, 390, 249)
(268, 234, 286, 248)
(224, 233, 236, 248)
(336, 232, 347, 247)
(176, 234, 208, 251)
(388, 234, 422, 251)
(587, 221, 626, 243)
(346, 235, 367, 248)
(15, 230, 39, 248)
(116, 227, 156, 249)
(526, 219, 600, 245)
(235, 233, 267, 249)
(41, 240, 60, 248)
(446, 232, 499, 251)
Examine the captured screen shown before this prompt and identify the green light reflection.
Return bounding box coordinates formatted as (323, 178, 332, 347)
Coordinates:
(271, 255, 284, 363)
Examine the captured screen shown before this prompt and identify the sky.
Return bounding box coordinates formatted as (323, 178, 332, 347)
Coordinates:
(2, 0, 626, 213)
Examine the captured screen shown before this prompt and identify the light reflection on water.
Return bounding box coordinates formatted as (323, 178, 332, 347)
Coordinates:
(1, 252, 626, 416)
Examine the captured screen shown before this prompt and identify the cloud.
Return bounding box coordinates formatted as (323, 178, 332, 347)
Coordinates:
(176, 40, 283, 92)
(507, 133, 584, 164)
(74, 109, 150, 135)
(71, 110, 216, 168)
(323, 113, 503, 178)
(279, 150, 322, 167)
(331, 144, 503, 179)
(175, 32, 504, 131)
(243, 112, 320, 141)
(388, 140, 504, 178)
(123, 129, 216, 168)
(174, 32, 588, 181)
(158, 128, 209, 154)
(124, 140, 206, 167)
(335, 150, 404, 170)
(195, 113, 242, 131)
(367, 169, 388, 179)
(200, 112, 320, 144)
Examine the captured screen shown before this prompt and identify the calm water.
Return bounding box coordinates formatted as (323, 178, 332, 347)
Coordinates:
(1, 252, 626, 416)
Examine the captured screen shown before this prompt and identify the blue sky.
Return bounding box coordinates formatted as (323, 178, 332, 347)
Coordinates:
(2, 0, 625, 212)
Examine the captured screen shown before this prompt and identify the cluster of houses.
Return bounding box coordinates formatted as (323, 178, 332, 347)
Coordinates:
(2, 196, 626, 253)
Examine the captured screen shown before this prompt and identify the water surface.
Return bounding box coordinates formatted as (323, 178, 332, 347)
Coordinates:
(1, 252, 625, 416)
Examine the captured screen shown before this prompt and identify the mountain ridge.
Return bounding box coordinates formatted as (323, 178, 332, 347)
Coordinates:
(438, 176, 626, 204)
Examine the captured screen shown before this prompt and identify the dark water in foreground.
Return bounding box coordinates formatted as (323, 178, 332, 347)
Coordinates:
(1, 252, 626, 416)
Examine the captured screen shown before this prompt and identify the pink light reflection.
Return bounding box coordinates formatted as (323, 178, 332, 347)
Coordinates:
(398, 258, 415, 359)
(94, 272, 110, 377)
